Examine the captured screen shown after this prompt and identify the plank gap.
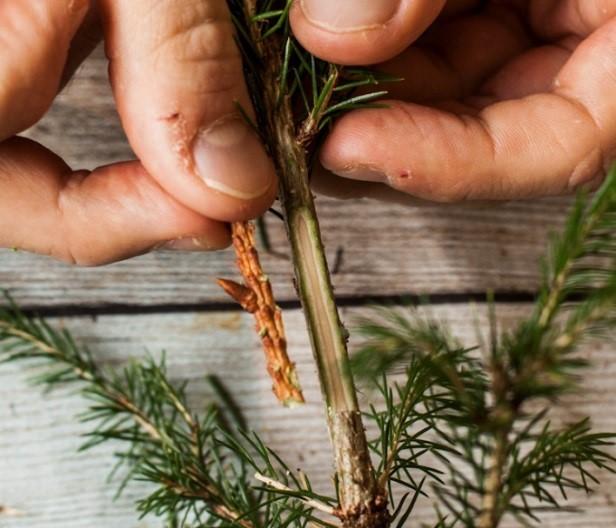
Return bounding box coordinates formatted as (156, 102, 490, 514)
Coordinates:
(14, 291, 549, 318)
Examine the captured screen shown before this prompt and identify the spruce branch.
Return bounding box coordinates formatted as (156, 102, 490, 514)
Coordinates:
(254, 473, 337, 517)
(351, 168, 616, 528)
(0, 295, 335, 528)
(228, 2, 392, 525)
(219, 221, 304, 407)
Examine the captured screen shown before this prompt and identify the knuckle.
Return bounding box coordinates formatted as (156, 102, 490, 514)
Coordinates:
(143, 0, 243, 92)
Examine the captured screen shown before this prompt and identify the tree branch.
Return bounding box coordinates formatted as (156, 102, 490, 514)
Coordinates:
(239, 3, 388, 526)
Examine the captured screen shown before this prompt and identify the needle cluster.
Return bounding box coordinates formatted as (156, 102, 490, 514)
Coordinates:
(352, 169, 616, 527)
(3, 170, 616, 527)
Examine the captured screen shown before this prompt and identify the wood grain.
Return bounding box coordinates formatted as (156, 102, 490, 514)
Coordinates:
(2, 47, 575, 307)
(1, 306, 615, 528)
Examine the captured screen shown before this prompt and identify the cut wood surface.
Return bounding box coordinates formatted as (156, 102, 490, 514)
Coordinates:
(1, 306, 615, 528)
(2, 47, 615, 528)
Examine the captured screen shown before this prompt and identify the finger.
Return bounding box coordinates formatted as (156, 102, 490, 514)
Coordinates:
(379, 5, 530, 103)
(61, 3, 103, 88)
(310, 163, 427, 206)
(98, 0, 277, 223)
(320, 97, 603, 202)
(318, 13, 616, 201)
(554, 18, 616, 165)
(0, 138, 230, 266)
(0, 0, 89, 138)
(479, 37, 578, 101)
(289, 0, 447, 65)
(531, 0, 616, 39)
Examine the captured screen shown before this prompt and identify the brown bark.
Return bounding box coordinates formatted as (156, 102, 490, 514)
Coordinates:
(220, 221, 304, 407)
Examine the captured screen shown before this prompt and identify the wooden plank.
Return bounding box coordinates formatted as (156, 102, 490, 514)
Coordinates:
(0, 47, 576, 306)
(0, 196, 570, 307)
(1, 305, 615, 527)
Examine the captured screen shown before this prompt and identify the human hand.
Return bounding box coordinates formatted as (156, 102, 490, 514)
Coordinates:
(290, 0, 616, 202)
(0, 0, 276, 265)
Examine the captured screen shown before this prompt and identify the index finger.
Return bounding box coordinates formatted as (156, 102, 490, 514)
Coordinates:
(319, 20, 616, 201)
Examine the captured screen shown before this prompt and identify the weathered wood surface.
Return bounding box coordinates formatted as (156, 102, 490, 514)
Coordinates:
(1, 306, 615, 528)
(2, 46, 615, 528)
(0, 192, 571, 306)
(3, 47, 574, 307)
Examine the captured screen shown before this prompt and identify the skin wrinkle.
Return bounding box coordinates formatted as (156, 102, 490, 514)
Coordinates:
(470, 112, 499, 198)
(302, 0, 616, 203)
(149, 20, 236, 67)
(552, 90, 608, 184)
(137, 0, 230, 60)
(53, 169, 79, 265)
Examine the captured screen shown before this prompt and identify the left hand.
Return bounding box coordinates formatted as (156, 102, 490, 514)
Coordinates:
(291, 0, 616, 202)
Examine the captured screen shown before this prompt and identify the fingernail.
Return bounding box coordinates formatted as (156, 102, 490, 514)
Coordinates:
(301, 0, 399, 31)
(158, 236, 219, 252)
(569, 149, 602, 190)
(333, 167, 387, 183)
(194, 115, 274, 200)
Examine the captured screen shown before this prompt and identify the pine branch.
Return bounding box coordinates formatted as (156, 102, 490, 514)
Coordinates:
(0, 295, 337, 528)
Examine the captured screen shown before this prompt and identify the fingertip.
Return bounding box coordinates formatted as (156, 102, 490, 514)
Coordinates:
(190, 114, 279, 222)
(316, 101, 483, 202)
(290, 0, 446, 65)
(101, 0, 276, 224)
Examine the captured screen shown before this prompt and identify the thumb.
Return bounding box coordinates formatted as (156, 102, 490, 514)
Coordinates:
(290, 0, 446, 65)
(98, 0, 277, 223)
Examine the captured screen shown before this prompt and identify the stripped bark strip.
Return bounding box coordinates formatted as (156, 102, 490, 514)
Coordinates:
(218, 221, 304, 407)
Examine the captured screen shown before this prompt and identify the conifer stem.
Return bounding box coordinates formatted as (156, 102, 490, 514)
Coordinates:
(478, 429, 509, 528)
(241, 3, 388, 526)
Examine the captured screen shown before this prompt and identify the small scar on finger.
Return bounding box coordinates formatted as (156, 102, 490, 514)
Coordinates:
(158, 112, 181, 122)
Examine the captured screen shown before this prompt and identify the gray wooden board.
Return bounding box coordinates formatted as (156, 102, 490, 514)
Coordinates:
(0, 195, 571, 306)
(1, 305, 615, 527)
(1, 47, 575, 307)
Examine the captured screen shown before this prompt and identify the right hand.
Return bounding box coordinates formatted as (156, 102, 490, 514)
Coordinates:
(291, 0, 616, 203)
